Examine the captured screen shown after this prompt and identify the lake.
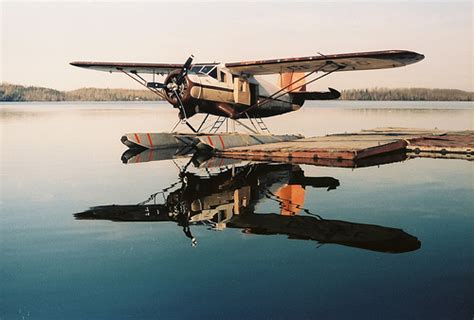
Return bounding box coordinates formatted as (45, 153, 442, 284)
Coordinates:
(1, 101, 473, 319)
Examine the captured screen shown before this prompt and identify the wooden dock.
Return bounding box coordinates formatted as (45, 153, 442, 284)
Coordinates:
(215, 128, 473, 167)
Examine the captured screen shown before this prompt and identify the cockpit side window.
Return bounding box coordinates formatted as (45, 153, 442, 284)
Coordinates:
(219, 71, 227, 83)
(208, 67, 218, 79)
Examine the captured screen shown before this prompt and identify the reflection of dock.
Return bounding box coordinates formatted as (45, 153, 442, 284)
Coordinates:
(216, 128, 473, 166)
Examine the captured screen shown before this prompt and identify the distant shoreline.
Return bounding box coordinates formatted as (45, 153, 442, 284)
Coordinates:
(1, 83, 473, 102)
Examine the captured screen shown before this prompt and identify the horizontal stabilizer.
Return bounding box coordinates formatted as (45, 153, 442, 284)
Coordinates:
(290, 88, 341, 105)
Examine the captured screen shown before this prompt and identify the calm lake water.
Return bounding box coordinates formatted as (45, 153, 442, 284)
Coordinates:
(1, 101, 473, 319)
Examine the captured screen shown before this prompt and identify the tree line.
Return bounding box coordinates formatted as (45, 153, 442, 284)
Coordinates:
(1, 83, 473, 102)
(0, 83, 159, 102)
(341, 87, 473, 101)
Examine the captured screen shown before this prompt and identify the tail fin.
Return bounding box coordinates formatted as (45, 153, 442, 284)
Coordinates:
(280, 72, 306, 92)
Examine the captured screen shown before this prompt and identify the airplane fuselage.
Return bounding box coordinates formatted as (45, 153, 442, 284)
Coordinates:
(166, 63, 301, 119)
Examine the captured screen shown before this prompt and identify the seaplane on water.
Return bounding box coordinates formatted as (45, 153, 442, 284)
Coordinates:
(70, 50, 424, 151)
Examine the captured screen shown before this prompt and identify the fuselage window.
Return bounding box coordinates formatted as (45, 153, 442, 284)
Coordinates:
(220, 71, 227, 83)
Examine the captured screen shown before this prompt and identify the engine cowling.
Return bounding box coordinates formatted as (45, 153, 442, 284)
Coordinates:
(163, 69, 192, 106)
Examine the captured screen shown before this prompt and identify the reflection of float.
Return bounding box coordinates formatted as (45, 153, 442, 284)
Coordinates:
(75, 162, 420, 253)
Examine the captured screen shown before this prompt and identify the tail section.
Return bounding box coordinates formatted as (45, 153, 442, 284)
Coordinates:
(280, 72, 340, 105)
(290, 88, 341, 106)
(280, 72, 307, 92)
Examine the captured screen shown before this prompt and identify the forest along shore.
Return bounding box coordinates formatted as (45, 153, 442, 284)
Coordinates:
(1, 83, 473, 102)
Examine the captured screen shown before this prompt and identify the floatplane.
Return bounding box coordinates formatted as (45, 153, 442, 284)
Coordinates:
(71, 50, 424, 153)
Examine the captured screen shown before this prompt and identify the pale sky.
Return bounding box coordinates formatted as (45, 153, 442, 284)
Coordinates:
(1, 1, 473, 91)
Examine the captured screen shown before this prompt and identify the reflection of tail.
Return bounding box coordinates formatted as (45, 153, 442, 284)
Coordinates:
(276, 184, 305, 216)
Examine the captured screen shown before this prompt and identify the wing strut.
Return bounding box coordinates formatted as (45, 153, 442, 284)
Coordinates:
(119, 69, 167, 100)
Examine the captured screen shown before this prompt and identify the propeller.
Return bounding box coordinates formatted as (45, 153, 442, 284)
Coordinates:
(146, 55, 197, 131)
(147, 54, 194, 96)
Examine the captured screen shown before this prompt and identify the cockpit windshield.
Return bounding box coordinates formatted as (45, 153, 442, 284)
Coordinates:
(189, 64, 218, 80)
(190, 65, 217, 77)
(190, 66, 204, 73)
(200, 66, 214, 74)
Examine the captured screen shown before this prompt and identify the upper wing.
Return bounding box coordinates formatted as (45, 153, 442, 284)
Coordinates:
(69, 61, 184, 74)
(225, 50, 424, 75)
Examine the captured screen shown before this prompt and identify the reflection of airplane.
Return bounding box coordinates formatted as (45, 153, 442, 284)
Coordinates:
(71, 50, 423, 134)
(75, 162, 420, 253)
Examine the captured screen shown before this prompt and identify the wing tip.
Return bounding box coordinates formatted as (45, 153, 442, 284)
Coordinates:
(70, 61, 89, 68)
(401, 50, 425, 65)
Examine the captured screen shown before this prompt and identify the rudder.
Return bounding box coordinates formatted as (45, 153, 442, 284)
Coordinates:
(279, 72, 306, 92)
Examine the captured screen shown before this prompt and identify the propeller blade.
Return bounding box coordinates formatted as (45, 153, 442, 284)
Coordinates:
(176, 54, 194, 85)
(147, 82, 167, 89)
(171, 88, 197, 132)
(183, 55, 194, 70)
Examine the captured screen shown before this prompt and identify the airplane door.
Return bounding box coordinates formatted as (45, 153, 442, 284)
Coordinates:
(249, 83, 259, 105)
(233, 77, 251, 105)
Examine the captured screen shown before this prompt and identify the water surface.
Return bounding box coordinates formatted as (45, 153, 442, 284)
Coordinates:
(1, 101, 473, 319)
